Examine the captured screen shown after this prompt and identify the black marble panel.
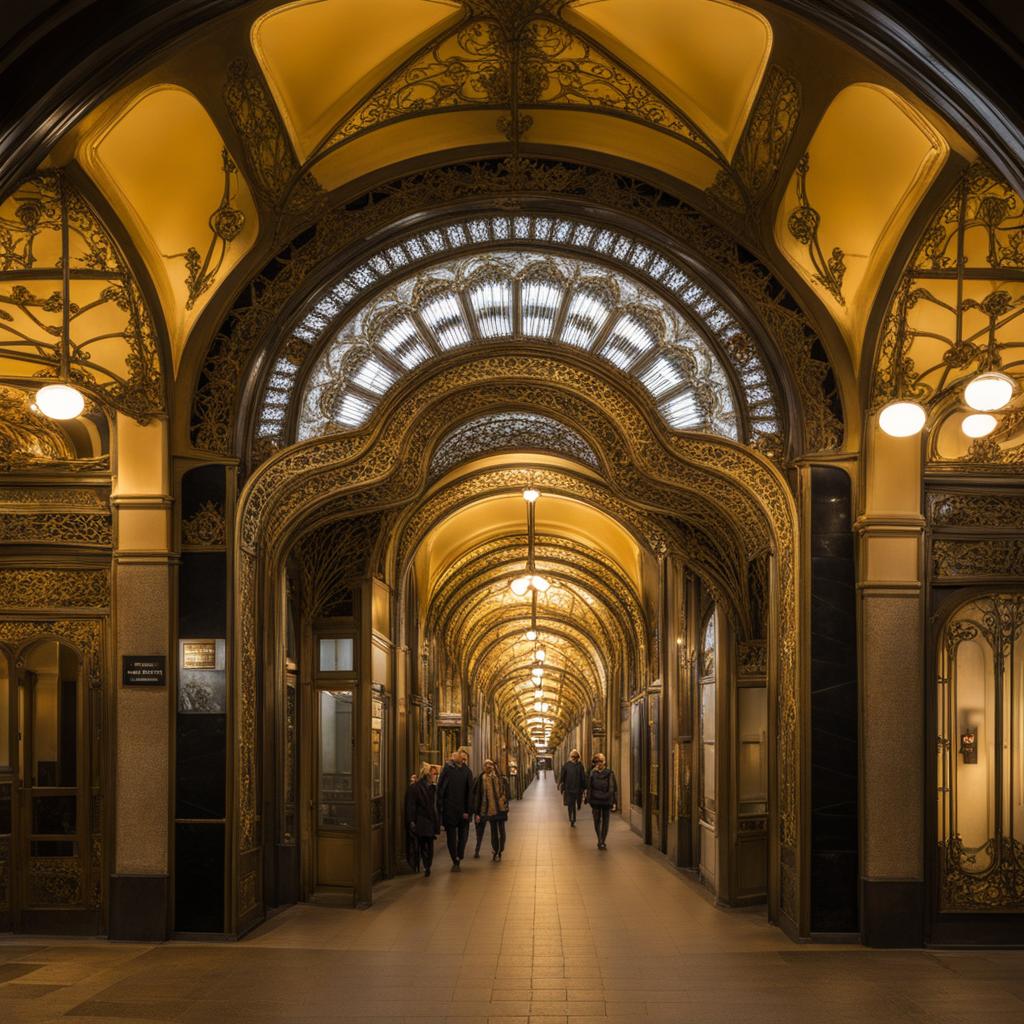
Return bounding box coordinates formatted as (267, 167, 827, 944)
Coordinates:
(179, 552, 226, 638)
(109, 874, 168, 941)
(175, 713, 226, 819)
(810, 467, 859, 934)
(174, 822, 224, 933)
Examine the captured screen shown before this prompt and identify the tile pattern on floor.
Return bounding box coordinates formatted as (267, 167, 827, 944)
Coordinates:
(1, 776, 1023, 1023)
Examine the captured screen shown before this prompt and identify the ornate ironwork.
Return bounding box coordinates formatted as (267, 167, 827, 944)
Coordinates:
(307, 0, 730, 186)
(223, 60, 324, 215)
(428, 412, 600, 481)
(708, 65, 800, 213)
(933, 538, 1024, 578)
(0, 568, 109, 608)
(787, 154, 846, 304)
(0, 617, 103, 686)
(0, 171, 163, 421)
(181, 500, 226, 547)
(927, 490, 1024, 528)
(0, 511, 111, 546)
(190, 157, 840, 460)
(28, 857, 82, 906)
(164, 150, 245, 311)
(875, 163, 1024, 466)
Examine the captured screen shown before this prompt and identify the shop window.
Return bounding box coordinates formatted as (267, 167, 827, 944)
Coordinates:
(318, 689, 354, 828)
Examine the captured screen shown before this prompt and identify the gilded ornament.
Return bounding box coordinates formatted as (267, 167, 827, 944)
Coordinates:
(0, 568, 109, 609)
(182, 500, 226, 547)
(786, 154, 845, 304)
(933, 538, 1024, 578)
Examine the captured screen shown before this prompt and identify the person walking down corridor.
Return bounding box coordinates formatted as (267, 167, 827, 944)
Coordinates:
(404, 763, 440, 876)
(586, 752, 618, 849)
(558, 749, 587, 827)
(437, 747, 473, 871)
(472, 758, 510, 861)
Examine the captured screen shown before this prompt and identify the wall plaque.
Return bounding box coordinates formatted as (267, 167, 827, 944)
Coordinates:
(182, 640, 217, 669)
(123, 655, 166, 686)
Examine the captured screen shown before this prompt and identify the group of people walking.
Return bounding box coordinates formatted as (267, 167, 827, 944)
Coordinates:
(558, 749, 618, 849)
(404, 746, 620, 878)
(404, 747, 509, 876)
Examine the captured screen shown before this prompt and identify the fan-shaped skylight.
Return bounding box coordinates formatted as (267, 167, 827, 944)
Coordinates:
(296, 250, 743, 441)
(255, 213, 783, 454)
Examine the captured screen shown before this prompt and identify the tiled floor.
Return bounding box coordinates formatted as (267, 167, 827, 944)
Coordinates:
(2, 776, 1024, 1022)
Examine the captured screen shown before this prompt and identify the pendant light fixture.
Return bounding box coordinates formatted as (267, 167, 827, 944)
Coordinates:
(34, 178, 84, 420)
(964, 371, 1014, 412)
(510, 486, 549, 595)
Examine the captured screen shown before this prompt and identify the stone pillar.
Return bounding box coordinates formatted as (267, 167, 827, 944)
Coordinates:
(855, 418, 925, 946)
(109, 413, 173, 940)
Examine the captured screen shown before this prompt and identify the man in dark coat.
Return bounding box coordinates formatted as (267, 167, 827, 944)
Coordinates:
(436, 747, 473, 870)
(404, 764, 440, 876)
(558, 749, 587, 827)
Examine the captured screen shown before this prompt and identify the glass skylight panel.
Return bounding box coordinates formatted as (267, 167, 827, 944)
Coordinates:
(560, 290, 609, 348)
(446, 224, 468, 247)
(680, 283, 704, 305)
(385, 245, 409, 267)
(594, 229, 614, 253)
(601, 342, 636, 370)
(257, 421, 279, 437)
(468, 219, 489, 242)
(630, 245, 653, 270)
(660, 390, 702, 429)
(377, 316, 420, 356)
(514, 216, 530, 238)
(396, 342, 430, 370)
(571, 224, 595, 247)
(370, 254, 391, 275)
(404, 236, 426, 260)
(469, 279, 513, 339)
(520, 279, 562, 338)
(424, 230, 445, 252)
(315, 297, 340, 318)
(492, 217, 510, 239)
(696, 295, 718, 318)
(293, 325, 317, 341)
(261, 406, 286, 422)
(600, 313, 655, 365)
(612, 236, 631, 260)
(639, 357, 683, 397)
(421, 293, 471, 349)
(335, 393, 374, 427)
(533, 217, 552, 239)
(551, 220, 572, 243)
(351, 358, 397, 394)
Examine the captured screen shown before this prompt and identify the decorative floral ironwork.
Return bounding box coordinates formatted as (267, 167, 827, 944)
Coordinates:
(428, 412, 599, 480)
(707, 65, 800, 213)
(223, 59, 324, 215)
(0, 568, 109, 609)
(190, 158, 840, 461)
(927, 490, 1024, 528)
(0, 172, 163, 421)
(181, 500, 226, 547)
(164, 150, 245, 311)
(0, 511, 111, 546)
(309, 0, 730, 186)
(787, 154, 846, 304)
(933, 538, 1024, 578)
(28, 857, 82, 906)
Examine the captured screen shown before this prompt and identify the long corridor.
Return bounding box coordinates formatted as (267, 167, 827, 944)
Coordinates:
(2, 778, 1024, 1023)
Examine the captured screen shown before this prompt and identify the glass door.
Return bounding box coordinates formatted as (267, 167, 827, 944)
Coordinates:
(0, 652, 12, 930)
(17, 640, 96, 929)
(698, 611, 718, 890)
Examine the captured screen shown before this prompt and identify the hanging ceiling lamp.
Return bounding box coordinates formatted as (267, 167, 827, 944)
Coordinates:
(879, 399, 927, 437)
(510, 487, 549, 594)
(964, 371, 1014, 412)
(33, 180, 85, 420)
(961, 412, 998, 438)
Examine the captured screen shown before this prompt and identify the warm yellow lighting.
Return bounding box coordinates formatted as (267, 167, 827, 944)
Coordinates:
(522, 487, 540, 503)
(530, 574, 550, 592)
(531, 666, 544, 678)
(878, 399, 926, 437)
(510, 575, 531, 596)
(534, 688, 543, 700)
(535, 647, 546, 662)
(962, 412, 998, 438)
(964, 372, 1014, 412)
(35, 383, 84, 420)
(525, 629, 537, 642)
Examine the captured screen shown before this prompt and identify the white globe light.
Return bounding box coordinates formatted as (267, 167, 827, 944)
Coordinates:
(522, 487, 540, 503)
(525, 629, 537, 642)
(878, 400, 926, 437)
(535, 648, 546, 661)
(510, 576, 530, 596)
(962, 413, 998, 438)
(531, 666, 544, 678)
(35, 383, 84, 420)
(964, 372, 1014, 412)
(530, 574, 550, 592)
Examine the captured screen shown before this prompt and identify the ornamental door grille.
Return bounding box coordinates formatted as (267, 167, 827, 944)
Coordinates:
(937, 595, 1024, 911)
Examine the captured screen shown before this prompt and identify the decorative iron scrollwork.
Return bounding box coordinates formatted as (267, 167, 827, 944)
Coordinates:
(787, 154, 846, 304)
(933, 538, 1024, 579)
(181, 500, 226, 547)
(0, 569, 109, 609)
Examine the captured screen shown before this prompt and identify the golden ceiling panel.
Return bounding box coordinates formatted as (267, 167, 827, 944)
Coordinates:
(775, 83, 947, 354)
(251, 0, 461, 161)
(80, 85, 259, 370)
(566, 0, 771, 156)
(0, 171, 162, 423)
